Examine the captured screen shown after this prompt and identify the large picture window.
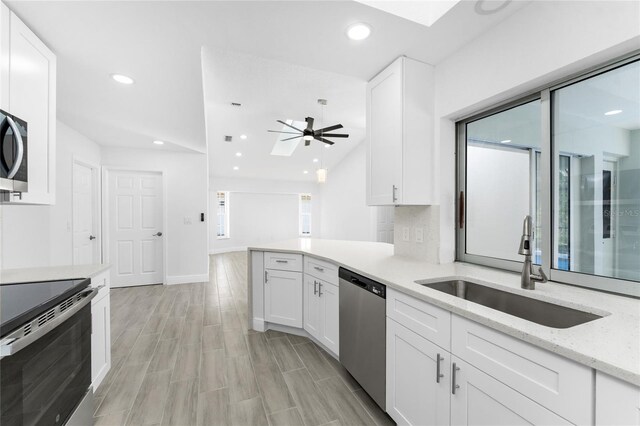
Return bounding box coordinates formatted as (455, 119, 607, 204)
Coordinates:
(457, 56, 640, 296)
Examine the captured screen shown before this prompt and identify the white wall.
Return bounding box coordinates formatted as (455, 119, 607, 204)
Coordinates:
(101, 147, 208, 284)
(1, 120, 101, 269)
(211, 177, 321, 253)
(319, 142, 376, 242)
(426, 0, 640, 263)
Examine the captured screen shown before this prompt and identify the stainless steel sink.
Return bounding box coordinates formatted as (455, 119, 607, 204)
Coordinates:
(417, 280, 602, 328)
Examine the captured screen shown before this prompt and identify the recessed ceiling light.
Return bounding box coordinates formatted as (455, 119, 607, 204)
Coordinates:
(312, 158, 319, 163)
(604, 109, 622, 116)
(153, 140, 164, 145)
(111, 74, 134, 85)
(346, 23, 372, 41)
(303, 170, 309, 174)
(500, 139, 512, 144)
(233, 166, 239, 171)
(240, 134, 247, 140)
(235, 152, 242, 157)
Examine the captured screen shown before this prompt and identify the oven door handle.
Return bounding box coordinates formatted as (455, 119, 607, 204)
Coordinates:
(0, 287, 98, 358)
(5, 116, 24, 179)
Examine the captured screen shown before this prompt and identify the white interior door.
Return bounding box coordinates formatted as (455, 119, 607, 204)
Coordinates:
(73, 161, 99, 265)
(376, 206, 394, 243)
(108, 170, 163, 287)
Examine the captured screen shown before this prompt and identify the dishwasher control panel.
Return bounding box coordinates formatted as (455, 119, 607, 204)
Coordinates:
(339, 268, 386, 299)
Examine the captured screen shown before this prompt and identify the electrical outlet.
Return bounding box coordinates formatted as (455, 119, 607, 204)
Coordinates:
(402, 227, 410, 242)
(415, 227, 424, 243)
(184, 216, 192, 225)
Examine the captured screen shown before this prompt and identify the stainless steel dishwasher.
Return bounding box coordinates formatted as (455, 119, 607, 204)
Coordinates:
(339, 267, 386, 410)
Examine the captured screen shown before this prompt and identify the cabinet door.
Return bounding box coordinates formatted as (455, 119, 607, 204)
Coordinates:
(387, 319, 450, 426)
(318, 280, 339, 355)
(8, 11, 56, 204)
(367, 57, 403, 206)
(303, 274, 321, 340)
(264, 269, 302, 327)
(450, 357, 571, 426)
(595, 371, 640, 426)
(91, 293, 111, 390)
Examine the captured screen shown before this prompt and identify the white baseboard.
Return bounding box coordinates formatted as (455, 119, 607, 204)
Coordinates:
(252, 318, 265, 332)
(209, 246, 248, 255)
(165, 274, 209, 285)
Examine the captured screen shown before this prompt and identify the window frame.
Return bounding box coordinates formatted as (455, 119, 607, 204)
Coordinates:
(456, 53, 640, 298)
(299, 193, 312, 237)
(216, 191, 230, 239)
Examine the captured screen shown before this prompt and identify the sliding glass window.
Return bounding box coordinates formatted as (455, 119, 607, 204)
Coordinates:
(457, 56, 640, 296)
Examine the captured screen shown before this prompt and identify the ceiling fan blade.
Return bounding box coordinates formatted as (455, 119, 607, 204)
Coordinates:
(277, 120, 304, 132)
(305, 117, 315, 131)
(315, 137, 335, 145)
(321, 133, 349, 138)
(314, 124, 343, 134)
(280, 135, 302, 141)
(267, 130, 301, 135)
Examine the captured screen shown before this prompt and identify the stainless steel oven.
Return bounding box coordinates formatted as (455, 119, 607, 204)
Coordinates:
(0, 279, 97, 426)
(0, 109, 28, 193)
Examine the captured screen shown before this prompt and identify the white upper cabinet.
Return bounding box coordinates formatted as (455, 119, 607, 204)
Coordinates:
(1, 5, 56, 205)
(366, 56, 435, 206)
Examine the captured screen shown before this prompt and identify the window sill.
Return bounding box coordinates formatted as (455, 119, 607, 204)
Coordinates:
(217, 237, 230, 240)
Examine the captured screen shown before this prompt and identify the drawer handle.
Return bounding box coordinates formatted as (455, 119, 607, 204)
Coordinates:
(436, 353, 444, 383)
(275, 260, 289, 263)
(314, 266, 324, 272)
(452, 363, 460, 394)
(314, 280, 318, 295)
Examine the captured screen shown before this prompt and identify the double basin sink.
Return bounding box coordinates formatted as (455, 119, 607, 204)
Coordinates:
(416, 279, 602, 328)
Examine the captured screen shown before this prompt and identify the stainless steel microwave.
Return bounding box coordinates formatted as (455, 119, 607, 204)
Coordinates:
(0, 109, 28, 193)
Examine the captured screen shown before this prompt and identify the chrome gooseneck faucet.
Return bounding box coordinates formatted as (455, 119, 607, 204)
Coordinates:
(518, 215, 548, 290)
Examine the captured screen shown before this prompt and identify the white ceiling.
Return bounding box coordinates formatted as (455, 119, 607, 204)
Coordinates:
(7, 0, 531, 174)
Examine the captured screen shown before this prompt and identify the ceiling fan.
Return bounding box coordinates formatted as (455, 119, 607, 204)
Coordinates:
(268, 117, 349, 146)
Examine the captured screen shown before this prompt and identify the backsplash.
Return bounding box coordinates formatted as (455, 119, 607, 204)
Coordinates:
(394, 205, 440, 263)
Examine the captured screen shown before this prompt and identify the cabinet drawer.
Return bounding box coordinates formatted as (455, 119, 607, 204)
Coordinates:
(387, 288, 450, 351)
(304, 256, 338, 285)
(265, 252, 303, 272)
(452, 315, 593, 425)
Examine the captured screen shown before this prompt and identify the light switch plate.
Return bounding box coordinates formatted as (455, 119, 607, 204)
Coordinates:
(402, 227, 410, 242)
(415, 227, 424, 243)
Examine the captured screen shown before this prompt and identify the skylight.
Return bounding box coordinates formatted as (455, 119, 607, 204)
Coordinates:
(270, 120, 305, 156)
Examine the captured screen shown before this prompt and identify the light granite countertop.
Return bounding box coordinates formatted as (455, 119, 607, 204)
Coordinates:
(0, 263, 111, 284)
(249, 238, 640, 387)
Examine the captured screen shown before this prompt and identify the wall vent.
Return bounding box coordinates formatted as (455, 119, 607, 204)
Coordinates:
(224, 136, 233, 142)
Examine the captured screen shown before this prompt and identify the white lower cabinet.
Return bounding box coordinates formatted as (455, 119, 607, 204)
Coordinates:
(264, 269, 303, 328)
(387, 319, 450, 426)
(91, 292, 111, 390)
(595, 371, 640, 425)
(387, 295, 595, 426)
(450, 357, 570, 426)
(303, 273, 339, 355)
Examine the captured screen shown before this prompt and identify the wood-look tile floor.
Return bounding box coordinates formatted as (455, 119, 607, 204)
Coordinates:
(93, 252, 396, 426)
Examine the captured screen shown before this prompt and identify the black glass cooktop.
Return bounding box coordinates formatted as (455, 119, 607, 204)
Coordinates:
(0, 278, 90, 337)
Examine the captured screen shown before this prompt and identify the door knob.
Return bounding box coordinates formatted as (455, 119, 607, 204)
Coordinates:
(89, 235, 96, 240)
(153, 232, 163, 237)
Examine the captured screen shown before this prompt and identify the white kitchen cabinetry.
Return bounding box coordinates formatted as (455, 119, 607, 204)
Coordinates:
(0, 6, 56, 204)
(387, 291, 594, 426)
(303, 273, 339, 355)
(450, 356, 571, 426)
(387, 319, 450, 426)
(595, 371, 640, 425)
(264, 268, 303, 328)
(366, 56, 435, 206)
(91, 269, 111, 390)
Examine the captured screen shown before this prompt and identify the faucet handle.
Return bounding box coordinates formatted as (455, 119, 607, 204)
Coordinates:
(535, 267, 548, 283)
